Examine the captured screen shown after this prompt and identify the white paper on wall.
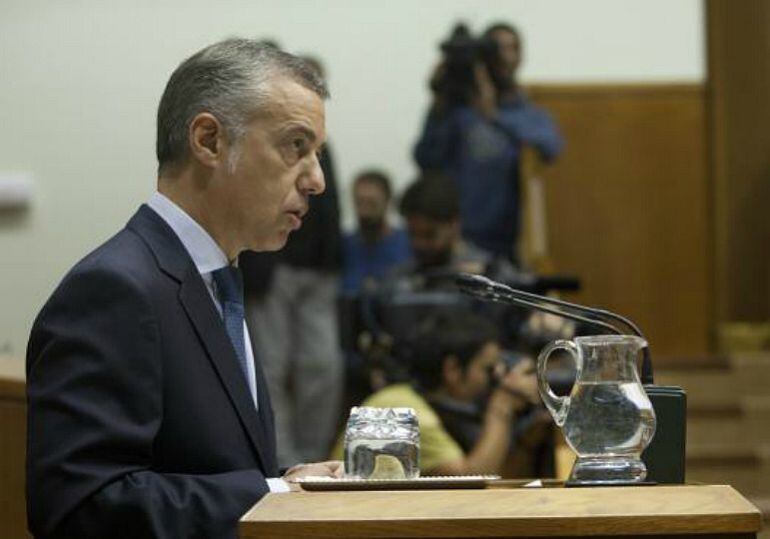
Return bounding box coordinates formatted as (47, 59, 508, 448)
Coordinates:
(0, 172, 34, 209)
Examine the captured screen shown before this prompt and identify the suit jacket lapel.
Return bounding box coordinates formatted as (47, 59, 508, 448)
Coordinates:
(178, 271, 273, 473)
(127, 205, 275, 473)
(252, 353, 278, 473)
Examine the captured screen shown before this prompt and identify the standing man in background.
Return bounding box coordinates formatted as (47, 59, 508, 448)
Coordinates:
(244, 55, 345, 469)
(26, 39, 341, 539)
(414, 22, 564, 264)
(341, 169, 411, 295)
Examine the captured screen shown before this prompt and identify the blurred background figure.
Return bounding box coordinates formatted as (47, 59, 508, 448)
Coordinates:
(241, 54, 345, 469)
(333, 310, 549, 477)
(338, 169, 411, 424)
(353, 173, 573, 389)
(352, 172, 511, 397)
(341, 170, 411, 295)
(414, 22, 563, 264)
(397, 171, 509, 278)
(376, 172, 533, 352)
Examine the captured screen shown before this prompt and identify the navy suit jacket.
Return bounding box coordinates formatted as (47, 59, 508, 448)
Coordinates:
(26, 205, 279, 538)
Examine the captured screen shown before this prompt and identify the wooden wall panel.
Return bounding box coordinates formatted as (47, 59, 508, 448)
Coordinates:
(0, 363, 28, 539)
(528, 84, 711, 357)
(707, 0, 770, 324)
(0, 400, 27, 539)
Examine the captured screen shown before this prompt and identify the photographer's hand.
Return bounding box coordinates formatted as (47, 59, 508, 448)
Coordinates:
(434, 357, 534, 476)
(497, 358, 540, 408)
(472, 63, 498, 120)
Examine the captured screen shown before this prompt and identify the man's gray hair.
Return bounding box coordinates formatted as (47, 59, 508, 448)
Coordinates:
(156, 38, 329, 174)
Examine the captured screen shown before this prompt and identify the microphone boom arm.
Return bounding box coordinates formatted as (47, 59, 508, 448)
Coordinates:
(477, 289, 622, 336)
(456, 273, 654, 385)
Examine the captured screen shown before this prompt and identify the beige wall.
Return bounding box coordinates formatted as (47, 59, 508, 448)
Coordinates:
(0, 0, 703, 357)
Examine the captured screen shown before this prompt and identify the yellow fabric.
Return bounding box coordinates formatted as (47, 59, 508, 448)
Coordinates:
(331, 383, 464, 473)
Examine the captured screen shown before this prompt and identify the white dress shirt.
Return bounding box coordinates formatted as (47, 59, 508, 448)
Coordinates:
(147, 192, 259, 406)
(147, 192, 289, 493)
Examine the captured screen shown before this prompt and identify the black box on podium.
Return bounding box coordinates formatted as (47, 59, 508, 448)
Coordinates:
(642, 385, 687, 484)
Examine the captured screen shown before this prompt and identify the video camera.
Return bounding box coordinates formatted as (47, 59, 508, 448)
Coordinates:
(431, 23, 500, 106)
(342, 269, 580, 357)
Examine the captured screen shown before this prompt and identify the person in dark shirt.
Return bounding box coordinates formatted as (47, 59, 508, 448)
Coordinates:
(414, 22, 564, 262)
(390, 172, 520, 290)
(341, 170, 411, 295)
(382, 171, 573, 347)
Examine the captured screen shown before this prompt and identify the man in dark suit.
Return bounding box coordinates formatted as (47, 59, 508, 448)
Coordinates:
(26, 38, 342, 539)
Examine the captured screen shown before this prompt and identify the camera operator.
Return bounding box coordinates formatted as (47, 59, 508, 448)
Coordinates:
(414, 22, 564, 264)
(333, 311, 543, 476)
(388, 172, 519, 290)
(377, 172, 534, 351)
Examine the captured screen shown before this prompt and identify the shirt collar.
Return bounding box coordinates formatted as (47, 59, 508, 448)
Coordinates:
(147, 191, 229, 275)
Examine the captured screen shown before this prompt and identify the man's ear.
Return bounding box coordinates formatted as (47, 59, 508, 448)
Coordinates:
(188, 112, 225, 169)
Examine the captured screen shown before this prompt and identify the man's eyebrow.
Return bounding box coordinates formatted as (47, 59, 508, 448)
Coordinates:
(285, 124, 317, 142)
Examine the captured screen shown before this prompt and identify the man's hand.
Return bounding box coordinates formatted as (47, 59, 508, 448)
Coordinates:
(501, 358, 540, 405)
(282, 460, 344, 483)
(526, 311, 575, 340)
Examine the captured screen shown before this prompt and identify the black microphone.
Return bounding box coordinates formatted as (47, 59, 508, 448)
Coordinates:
(455, 273, 653, 385)
(457, 274, 620, 335)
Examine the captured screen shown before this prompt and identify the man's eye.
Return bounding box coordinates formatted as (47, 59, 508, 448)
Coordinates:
(292, 138, 306, 153)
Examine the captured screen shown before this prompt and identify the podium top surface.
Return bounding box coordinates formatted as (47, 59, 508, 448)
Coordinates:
(240, 484, 761, 538)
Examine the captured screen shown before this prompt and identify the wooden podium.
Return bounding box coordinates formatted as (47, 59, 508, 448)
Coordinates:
(239, 484, 761, 539)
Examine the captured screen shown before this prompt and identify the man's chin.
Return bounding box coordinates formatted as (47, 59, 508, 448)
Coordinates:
(250, 231, 290, 253)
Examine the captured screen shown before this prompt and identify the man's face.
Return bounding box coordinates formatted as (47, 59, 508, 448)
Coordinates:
(405, 215, 458, 268)
(353, 180, 389, 233)
(489, 29, 521, 82)
(222, 77, 326, 252)
(450, 341, 501, 402)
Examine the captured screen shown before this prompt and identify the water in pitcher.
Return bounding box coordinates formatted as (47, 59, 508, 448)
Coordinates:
(563, 381, 655, 457)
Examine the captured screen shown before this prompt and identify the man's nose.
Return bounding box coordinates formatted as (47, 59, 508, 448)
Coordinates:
(302, 153, 325, 196)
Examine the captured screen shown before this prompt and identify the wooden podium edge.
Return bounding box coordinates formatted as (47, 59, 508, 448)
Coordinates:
(240, 485, 762, 538)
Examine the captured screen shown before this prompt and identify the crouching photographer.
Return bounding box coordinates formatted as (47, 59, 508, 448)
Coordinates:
(333, 310, 552, 477)
(414, 22, 564, 264)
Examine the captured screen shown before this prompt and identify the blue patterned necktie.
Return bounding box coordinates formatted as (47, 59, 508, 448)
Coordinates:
(211, 266, 253, 396)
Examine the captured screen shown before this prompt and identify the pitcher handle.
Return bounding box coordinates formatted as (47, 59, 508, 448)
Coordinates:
(537, 339, 582, 427)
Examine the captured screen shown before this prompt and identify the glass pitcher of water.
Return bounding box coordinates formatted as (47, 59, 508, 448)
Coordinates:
(537, 335, 656, 485)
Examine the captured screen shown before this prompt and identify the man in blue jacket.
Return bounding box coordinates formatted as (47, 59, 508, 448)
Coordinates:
(414, 22, 564, 263)
(26, 39, 342, 539)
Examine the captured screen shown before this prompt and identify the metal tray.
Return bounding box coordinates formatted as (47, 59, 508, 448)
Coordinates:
(293, 475, 500, 491)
